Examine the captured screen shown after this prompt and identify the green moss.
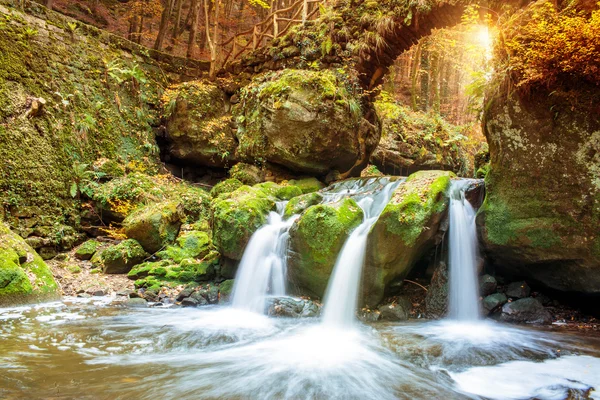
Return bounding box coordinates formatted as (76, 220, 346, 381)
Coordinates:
(288, 198, 363, 297)
(123, 201, 183, 253)
(0, 10, 163, 238)
(212, 185, 276, 260)
(284, 192, 324, 218)
(229, 163, 264, 185)
(382, 171, 454, 245)
(157, 231, 212, 263)
(287, 178, 325, 194)
(74, 239, 101, 260)
(210, 178, 244, 198)
(100, 239, 148, 274)
(66, 264, 82, 274)
(0, 222, 58, 305)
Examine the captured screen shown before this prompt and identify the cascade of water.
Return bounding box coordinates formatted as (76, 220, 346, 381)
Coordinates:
(321, 179, 401, 328)
(231, 202, 298, 314)
(447, 180, 480, 321)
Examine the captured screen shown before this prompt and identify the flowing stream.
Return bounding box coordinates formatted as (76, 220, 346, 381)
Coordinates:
(2, 179, 600, 399)
(231, 202, 297, 314)
(447, 179, 481, 321)
(321, 178, 401, 327)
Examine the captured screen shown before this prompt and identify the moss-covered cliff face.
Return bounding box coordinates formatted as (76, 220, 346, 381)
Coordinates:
(478, 85, 600, 294)
(0, 2, 186, 245)
(0, 221, 59, 305)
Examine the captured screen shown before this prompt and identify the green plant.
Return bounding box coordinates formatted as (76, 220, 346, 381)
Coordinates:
(70, 162, 104, 199)
(22, 27, 38, 40)
(67, 21, 78, 34)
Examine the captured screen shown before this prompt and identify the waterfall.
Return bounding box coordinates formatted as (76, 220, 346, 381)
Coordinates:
(447, 180, 480, 321)
(321, 179, 401, 328)
(231, 202, 297, 314)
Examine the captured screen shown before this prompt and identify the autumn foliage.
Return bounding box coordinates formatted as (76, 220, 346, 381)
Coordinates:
(498, 1, 600, 90)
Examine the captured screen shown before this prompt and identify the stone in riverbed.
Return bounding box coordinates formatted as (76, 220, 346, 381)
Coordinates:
(500, 297, 552, 324)
(378, 296, 412, 321)
(505, 281, 531, 299)
(74, 240, 101, 260)
(364, 170, 454, 306)
(265, 297, 321, 318)
(123, 201, 184, 254)
(100, 239, 148, 274)
(479, 274, 498, 297)
(482, 293, 508, 314)
(124, 298, 148, 308)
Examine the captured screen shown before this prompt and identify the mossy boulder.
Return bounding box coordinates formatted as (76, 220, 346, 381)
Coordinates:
(287, 178, 325, 194)
(229, 163, 265, 185)
(364, 170, 454, 306)
(210, 178, 244, 199)
(288, 198, 364, 298)
(253, 182, 302, 201)
(234, 69, 379, 175)
(100, 239, 148, 274)
(74, 239, 101, 261)
(0, 222, 59, 306)
(284, 192, 324, 218)
(123, 201, 184, 254)
(218, 279, 235, 303)
(477, 76, 600, 294)
(161, 81, 237, 167)
(212, 185, 276, 260)
(157, 231, 213, 263)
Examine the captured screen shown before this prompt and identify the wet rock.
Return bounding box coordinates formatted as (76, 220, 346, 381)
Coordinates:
(125, 298, 149, 308)
(534, 293, 553, 307)
(229, 163, 264, 185)
(195, 286, 219, 304)
(505, 281, 531, 299)
(482, 293, 508, 314)
(500, 298, 552, 324)
(479, 275, 498, 297)
(426, 261, 448, 318)
(181, 297, 201, 307)
(365, 171, 454, 306)
(288, 198, 364, 298)
(116, 289, 133, 297)
(176, 286, 197, 302)
(218, 280, 235, 303)
(378, 296, 412, 321)
(266, 297, 321, 318)
(358, 309, 381, 323)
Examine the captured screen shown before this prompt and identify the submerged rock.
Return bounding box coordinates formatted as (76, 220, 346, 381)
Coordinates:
(500, 297, 552, 325)
(0, 222, 59, 306)
(288, 198, 364, 298)
(364, 170, 454, 306)
(265, 297, 321, 318)
(234, 69, 379, 175)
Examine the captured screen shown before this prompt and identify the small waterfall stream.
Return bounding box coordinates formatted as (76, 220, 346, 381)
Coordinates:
(321, 178, 402, 328)
(231, 202, 298, 314)
(447, 180, 480, 321)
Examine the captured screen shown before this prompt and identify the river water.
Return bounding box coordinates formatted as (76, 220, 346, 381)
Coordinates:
(1, 297, 599, 399)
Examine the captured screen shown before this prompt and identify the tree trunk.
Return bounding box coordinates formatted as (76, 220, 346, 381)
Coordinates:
(410, 42, 422, 111)
(154, 0, 173, 51)
(187, 0, 202, 58)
